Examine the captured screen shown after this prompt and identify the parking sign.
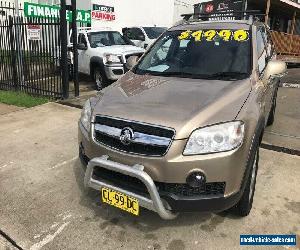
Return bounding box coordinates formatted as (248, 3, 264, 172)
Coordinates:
(27, 24, 41, 41)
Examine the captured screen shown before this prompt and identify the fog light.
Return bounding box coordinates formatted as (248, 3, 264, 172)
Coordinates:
(186, 172, 206, 188)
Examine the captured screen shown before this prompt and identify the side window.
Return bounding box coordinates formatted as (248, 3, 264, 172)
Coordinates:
(179, 40, 189, 48)
(123, 28, 130, 38)
(256, 29, 268, 74)
(78, 34, 87, 47)
(154, 39, 187, 64)
(155, 39, 172, 61)
(173, 39, 189, 60)
(126, 28, 144, 40)
(111, 32, 125, 45)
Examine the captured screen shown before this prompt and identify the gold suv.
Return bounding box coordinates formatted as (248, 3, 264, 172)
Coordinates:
(78, 17, 287, 219)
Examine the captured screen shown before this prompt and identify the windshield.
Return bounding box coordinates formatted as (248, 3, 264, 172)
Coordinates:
(143, 27, 167, 39)
(88, 31, 132, 48)
(134, 29, 251, 80)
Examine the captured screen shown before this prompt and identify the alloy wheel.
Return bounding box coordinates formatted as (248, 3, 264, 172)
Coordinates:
(94, 70, 103, 90)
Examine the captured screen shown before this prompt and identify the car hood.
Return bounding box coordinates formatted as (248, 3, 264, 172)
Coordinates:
(93, 71, 252, 139)
(94, 45, 145, 55)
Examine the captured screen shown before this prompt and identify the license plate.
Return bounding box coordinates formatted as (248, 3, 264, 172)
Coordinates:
(101, 187, 139, 216)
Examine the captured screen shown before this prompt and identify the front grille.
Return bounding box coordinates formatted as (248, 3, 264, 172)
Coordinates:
(157, 182, 226, 196)
(95, 132, 167, 156)
(93, 167, 226, 197)
(112, 69, 123, 75)
(93, 116, 175, 156)
(93, 166, 148, 196)
(117, 56, 123, 64)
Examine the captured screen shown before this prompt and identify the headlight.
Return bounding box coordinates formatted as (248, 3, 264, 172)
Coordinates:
(103, 54, 122, 65)
(183, 121, 245, 155)
(80, 100, 91, 131)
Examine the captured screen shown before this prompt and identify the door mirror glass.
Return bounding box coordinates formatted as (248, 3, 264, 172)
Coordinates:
(264, 60, 287, 80)
(77, 43, 87, 50)
(125, 56, 139, 70)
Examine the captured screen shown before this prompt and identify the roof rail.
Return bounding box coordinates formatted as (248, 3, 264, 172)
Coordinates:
(181, 10, 265, 23)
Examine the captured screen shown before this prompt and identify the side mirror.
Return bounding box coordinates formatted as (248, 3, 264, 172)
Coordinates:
(125, 56, 139, 70)
(137, 34, 145, 41)
(264, 60, 287, 80)
(77, 43, 87, 50)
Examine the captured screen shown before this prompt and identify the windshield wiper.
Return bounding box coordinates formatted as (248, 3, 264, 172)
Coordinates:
(207, 72, 249, 80)
(135, 69, 248, 80)
(147, 71, 211, 79)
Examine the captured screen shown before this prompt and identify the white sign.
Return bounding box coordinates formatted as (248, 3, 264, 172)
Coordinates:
(91, 10, 115, 21)
(27, 24, 41, 41)
(92, 4, 115, 21)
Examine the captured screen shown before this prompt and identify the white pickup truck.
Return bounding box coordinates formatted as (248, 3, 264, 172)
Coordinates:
(122, 27, 167, 49)
(69, 27, 145, 90)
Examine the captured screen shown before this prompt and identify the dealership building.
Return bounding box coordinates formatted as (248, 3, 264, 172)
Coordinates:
(6, 0, 198, 31)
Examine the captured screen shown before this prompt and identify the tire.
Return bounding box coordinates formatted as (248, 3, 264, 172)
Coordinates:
(93, 67, 107, 91)
(267, 87, 278, 126)
(233, 146, 259, 217)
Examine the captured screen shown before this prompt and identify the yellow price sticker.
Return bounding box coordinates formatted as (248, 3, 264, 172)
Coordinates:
(191, 30, 203, 42)
(178, 30, 192, 40)
(178, 29, 249, 42)
(204, 30, 217, 41)
(218, 30, 232, 41)
(233, 30, 249, 42)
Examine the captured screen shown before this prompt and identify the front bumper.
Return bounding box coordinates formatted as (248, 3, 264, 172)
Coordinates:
(81, 151, 242, 218)
(84, 155, 178, 220)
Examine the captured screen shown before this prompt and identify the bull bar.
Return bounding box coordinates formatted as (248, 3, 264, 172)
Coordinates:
(84, 155, 178, 220)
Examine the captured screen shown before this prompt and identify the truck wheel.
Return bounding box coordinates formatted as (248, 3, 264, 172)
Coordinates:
(233, 146, 259, 217)
(267, 87, 278, 126)
(93, 67, 107, 91)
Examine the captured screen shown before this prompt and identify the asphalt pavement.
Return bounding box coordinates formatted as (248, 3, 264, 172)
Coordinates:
(0, 104, 24, 116)
(0, 103, 299, 250)
(263, 87, 300, 151)
(281, 68, 300, 84)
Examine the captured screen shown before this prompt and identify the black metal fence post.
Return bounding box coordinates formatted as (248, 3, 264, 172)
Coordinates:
(60, 0, 69, 99)
(0, 1, 65, 98)
(71, 0, 79, 97)
(8, 15, 18, 91)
